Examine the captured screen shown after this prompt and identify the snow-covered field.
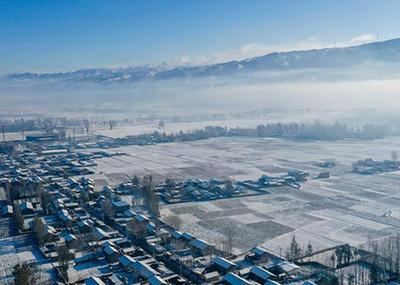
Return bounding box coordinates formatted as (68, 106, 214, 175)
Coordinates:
(0, 235, 53, 285)
(86, 136, 400, 255)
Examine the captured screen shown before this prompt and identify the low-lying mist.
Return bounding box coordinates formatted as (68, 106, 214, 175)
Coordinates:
(2, 64, 400, 117)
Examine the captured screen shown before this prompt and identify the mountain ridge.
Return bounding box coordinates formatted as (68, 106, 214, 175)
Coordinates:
(7, 38, 400, 84)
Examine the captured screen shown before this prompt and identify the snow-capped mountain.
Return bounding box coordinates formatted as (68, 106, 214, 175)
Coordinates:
(6, 38, 400, 84)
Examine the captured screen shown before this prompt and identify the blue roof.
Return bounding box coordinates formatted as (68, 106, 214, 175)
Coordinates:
(171, 231, 183, 239)
(132, 260, 158, 279)
(148, 275, 168, 285)
(190, 238, 212, 250)
(182, 232, 194, 240)
(265, 280, 281, 285)
(212, 256, 236, 269)
(85, 276, 106, 285)
(223, 272, 251, 285)
(118, 254, 136, 267)
(252, 246, 268, 255)
(250, 266, 273, 280)
(112, 200, 129, 207)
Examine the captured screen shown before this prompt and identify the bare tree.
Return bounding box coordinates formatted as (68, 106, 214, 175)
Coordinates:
(13, 263, 39, 285)
(57, 245, 72, 282)
(223, 225, 236, 256)
(163, 215, 182, 230)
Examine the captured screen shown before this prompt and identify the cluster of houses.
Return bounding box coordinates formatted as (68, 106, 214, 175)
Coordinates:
(0, 143, 319, 285)
(352, 158, 400, 175)
(159, 173, 308, 205)
(159, 178, 250, 204)
(0, 138, 386, 285)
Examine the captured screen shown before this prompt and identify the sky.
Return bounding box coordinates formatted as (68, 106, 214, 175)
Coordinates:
(1, 0, 400, 74)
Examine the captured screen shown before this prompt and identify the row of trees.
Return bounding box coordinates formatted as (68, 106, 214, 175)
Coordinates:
(117, 121, 396, 146)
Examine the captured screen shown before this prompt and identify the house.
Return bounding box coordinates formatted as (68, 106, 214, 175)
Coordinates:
(78, 220, 93, 233)
(182, 232, 194, 241)
(190, 238, 215, 255)
(276, 261, 301, 275)
(249, 266, 275, 283)
(204, 271, 220, 282)
(64, 232, 79, 248)
(19, 201, 34, 215)
(148, 275, 168, 285)
(92, 227, 110, 241)
(211, 256, 236, 273)
(223, 272, 252, 285)
(128, 214, 150, 239)
(58, 209, 73, 223)
(119, 254, 136, 270)
(85, 276, 106, 285)
(112, 200, 130, 213)
(265, 280, 281, 285)
(2, 205, 13, 217)
(146, 222, 156, 234)
(44, 225, 59, 241)
(103, 242, 120, 262)
(124, 209, 137, 218)
(132, 260, 158, 279)
(249, 246, 279, 263)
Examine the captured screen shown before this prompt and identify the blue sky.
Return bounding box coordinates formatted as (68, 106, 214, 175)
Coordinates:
(1, 0, 400, 73)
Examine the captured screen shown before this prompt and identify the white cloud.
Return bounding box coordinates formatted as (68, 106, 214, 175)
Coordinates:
(166, 33, 377, 67)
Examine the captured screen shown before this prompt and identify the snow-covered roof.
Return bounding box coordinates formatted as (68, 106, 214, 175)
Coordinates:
(132, 260, 158, 279)
(265, 280, 281, 285)
(190, 238, 212, 250)
(135, 214, 150, 223)
(223, 272, 251, 285)
(103, 243, 119, 255)
(277, 261, 300, 273)
(124, 209, 137, 217)
(212, 256, 236, 270)
(252, 246, 268, 256)
(92, 227, 110, 240)
(171, 230, 183, 239)
(64, 232, 77, 242)
(119, 254, 136, 267)
(19, 201, 34, 211)
(182, 232, 194, 240)
(250, 266, 274, 281)
(85, 276, 106, 285)
(148, 275, 168, 285)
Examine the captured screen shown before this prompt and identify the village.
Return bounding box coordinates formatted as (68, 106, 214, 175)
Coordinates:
(1, 130, 400, 285)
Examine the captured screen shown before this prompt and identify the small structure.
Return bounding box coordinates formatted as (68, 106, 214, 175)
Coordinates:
(148, 275, 168, 285)
(112, 200, 130, 213)
(2, 205, 13, 217)
(64, 232, 79, 248)
(19, 201, 34, 215)
(85, 276, 106, 285)
(103, 242, 120, 262)
(249, 266, 275, 283)
(92, 227, 110, 241)
(223, 272, 252, 285)
(190, 238, 215, 255)
(210, 256, 236, 273)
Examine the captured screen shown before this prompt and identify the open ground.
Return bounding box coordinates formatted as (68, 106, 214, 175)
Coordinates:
(84, 137, 400, 255)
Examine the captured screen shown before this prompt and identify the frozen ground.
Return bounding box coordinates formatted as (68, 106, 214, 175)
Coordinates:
(90, 110, 346, 139)
(0, 234, 53, 284)
(85, 137, 400, 255)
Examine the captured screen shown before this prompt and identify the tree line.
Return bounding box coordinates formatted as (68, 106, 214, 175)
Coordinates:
(116, 121, 397, 146)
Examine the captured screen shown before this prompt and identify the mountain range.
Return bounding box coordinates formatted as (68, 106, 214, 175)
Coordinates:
(7, 38, 400, 84)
